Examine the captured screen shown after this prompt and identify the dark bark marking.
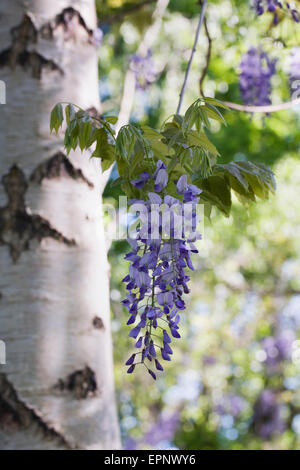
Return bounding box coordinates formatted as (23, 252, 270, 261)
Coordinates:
(40, 8, 95, 43)
(86, 107, 102, 120)
(0, 14, 62, 78)
(30, 151, 94, 188)
(54, 367, 98, 400)
(0, 373, 74, 448)
(0, 164, 76, 262)
(92, 316, 105, 330)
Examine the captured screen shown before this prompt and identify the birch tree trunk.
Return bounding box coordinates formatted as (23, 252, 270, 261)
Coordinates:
(0, 0, 120, 450)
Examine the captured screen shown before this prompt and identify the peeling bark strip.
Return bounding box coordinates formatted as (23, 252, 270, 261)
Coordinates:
(30, 152, 94, 188)
(0, 15, 62, 78)
(0, 374, 73, 448)
(0, 164, 76, 262)
(54, 367, 98, 400)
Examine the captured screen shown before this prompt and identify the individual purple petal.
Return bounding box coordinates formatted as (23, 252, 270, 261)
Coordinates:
(125, 354, 136, 366)
(131, 172, 150, 188)
(129, 326, 141, 339)
(175, 299, 185, 310)
(149, 341, 156, 357)
(127, 364, 135, 374)
(171, 328, 181, 339)
(161, 349, 171, 361)
(138, 318, 147, 328)
(148, 192, 162, 205)
(155, 359, 164, 371)
(127, 315, 136, 325)
(163, 330, 172, 344)
(135, 337, 143, 348)
(148, 369, 157, 380)
(154, 169, 168, 192)
(164, 342, 173, 355)
(177, 175, 188, 194)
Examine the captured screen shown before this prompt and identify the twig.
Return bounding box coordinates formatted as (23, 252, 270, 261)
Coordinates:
(115, 0, 169, 134)
(99, 0, 156, 27)
(101, 0, 169, 188)
(176, 0, 207, 114)
(224, 97, 300, 113)
(199, 16, 212, 96)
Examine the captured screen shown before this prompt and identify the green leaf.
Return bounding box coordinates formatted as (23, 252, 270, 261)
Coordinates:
(50, 103, 64, 133)
(65, 104, 76, 125)
(203, 97, 229, 110)
(204, 103, 227, 125)
(105, 116, 118, 125)
(187, 130, 219, 156)
(79, 120, 92, 152)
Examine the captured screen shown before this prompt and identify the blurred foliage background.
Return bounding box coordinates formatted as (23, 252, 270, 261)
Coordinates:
(97, 0, 300, 449)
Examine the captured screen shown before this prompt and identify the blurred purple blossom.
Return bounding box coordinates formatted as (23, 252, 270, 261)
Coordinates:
(253, 390, 286, 439)
(216, 394, 246, 419)
(144, 412, 180, 447)
(130, 50, 156, 90)
(252, 1, 299, 23)
(124, 437, 138, 450)
(239, 47, 277, 107)
(203, 355, 217, 366)
(263, 329, 295, 369)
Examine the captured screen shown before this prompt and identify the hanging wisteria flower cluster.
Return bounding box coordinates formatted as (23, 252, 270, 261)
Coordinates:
(252, 0, 299, 23)
(52, 92, 276, 381)
(239, 47, 277, 106)
(129, 49, 156, 90)
(122, 161, 202, 380)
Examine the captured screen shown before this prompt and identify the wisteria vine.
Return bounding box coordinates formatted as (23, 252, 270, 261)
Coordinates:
(252, 0, 299, 23)
(123, 162, 201, 379)
(52, 1, 277, 383)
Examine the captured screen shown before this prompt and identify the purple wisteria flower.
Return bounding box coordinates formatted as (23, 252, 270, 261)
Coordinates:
(130, 49, 156, 90)
(290, 47, 300, 99)
(122, 161, 202, 379)
(253, 389, 286, 439)
(144, 412, 180, 447)
(215, 394, 246, 419)
(239, 47, 277, 107)
(131, 172, 151, 189)
(252, 1, 299, 24)
(263, 329, 295, 370)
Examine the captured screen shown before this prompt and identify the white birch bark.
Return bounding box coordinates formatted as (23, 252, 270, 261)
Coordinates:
(0, 0, 120, 450)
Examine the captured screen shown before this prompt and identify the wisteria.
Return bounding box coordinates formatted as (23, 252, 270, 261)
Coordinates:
(122, 161, 202, 379)
(129, 49, 156, 89)
(253, 390, 286, 439)
(263, 329, 295, 371)
(239, 47, 277, 106)
(289, 47, 300, 99)
(252, 1, 299, 23)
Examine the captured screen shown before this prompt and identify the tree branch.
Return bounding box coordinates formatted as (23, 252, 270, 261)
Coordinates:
(224, 97, 300, 113)
(176, 0, 207, 114)
(199, 16, 212, 96)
